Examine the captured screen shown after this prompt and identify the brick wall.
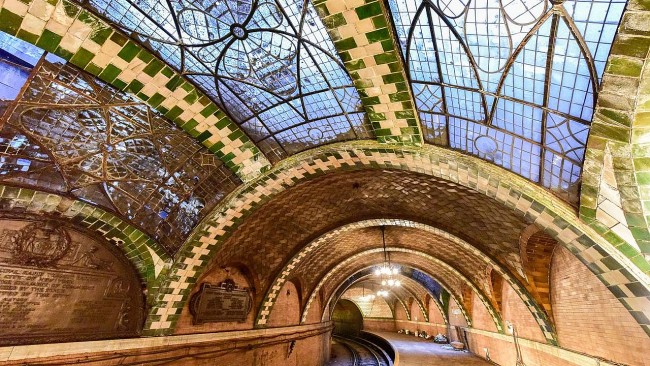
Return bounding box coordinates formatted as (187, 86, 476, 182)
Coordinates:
(395, 301, 409, 320)
(427, 298, 446, 325)
(266, 280, 301, 327)
(500, 281, 546, 343)
(470, 292, 498, 332)
(448, 298, 468, 327)
(551, 246, 650, 365)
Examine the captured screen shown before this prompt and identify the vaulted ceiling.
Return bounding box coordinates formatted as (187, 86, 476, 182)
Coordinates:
(0, 0, 648, 344)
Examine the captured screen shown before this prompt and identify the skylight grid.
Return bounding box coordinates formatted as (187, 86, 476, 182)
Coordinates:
(388, 0, 626, 204)
(76, 0, 369, 161)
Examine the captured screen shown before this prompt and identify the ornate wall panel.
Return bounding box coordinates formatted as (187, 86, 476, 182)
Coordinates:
(0, 53, 241, 254)
(0, 217, 144, 345)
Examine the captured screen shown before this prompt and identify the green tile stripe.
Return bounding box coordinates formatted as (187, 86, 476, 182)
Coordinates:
(0, 0, 270, 181)
(580, 0, 650, 259)
(301, 248, 479, 329)
(256, 219, 556, 344)
(314, 0, 423, 145)
(147, 141, 647, 337)
(0, 185, 171, 291)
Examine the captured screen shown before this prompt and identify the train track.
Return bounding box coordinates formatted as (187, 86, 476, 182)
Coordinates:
(333, 336, 389, 366)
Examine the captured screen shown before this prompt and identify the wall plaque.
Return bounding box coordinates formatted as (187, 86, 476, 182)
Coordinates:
(0, 218, 144, 345)
(190, 280, 252, 324)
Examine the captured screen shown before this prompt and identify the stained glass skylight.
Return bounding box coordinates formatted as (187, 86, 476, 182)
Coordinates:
(387, 0, 626, 204)
(75, 0, 372, 162)
(0, 49, 241, 254)
(0, 32, 45, 105)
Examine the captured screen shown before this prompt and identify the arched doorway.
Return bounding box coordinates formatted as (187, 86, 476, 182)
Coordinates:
(332, 299, 363, 337)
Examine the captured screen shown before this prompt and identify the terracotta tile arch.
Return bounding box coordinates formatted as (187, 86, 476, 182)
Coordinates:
(347, 276, 430, 322)
(257, 219, 555, 342)
(328, 267, 455, 327)
(148, 142, 648, 337)
(329, 269, 448, 325)
(348, 279, 412, 321)
(297, 248, 502, 333)
(317, 256, 470, 327)
(519, 224, 559, 320)
(579, 0, 650, 257)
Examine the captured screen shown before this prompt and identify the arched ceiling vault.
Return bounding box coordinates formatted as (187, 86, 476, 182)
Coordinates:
(149, 142, 648, 337)
(308, 254, 476, 327)
(256, 220, 554, 341)
(328, 267, 449, 324)
(335, 272, 439, 322)
(328, 266, 459, 325)
(0, 0, 269, 180)
(0, 0, 648, 341)
(294, 248, 503, 332)
(344, 279, 417, 320)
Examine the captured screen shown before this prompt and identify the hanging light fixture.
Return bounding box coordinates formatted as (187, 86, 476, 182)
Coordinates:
(361, 285, 375, 301)
(375, 226, 400, 297)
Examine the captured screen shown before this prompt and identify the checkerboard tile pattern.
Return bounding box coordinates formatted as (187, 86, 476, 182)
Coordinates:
(257, 219, 556, 343)
(580, 0, 650, 260)
(0, 0, 269, 181)
(148, 141, 649, 337)
(0, 184, 170, 287)
(314, 0, 423, 145)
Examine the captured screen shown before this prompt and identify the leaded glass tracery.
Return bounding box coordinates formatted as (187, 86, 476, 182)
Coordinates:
(74, 0, 372, 162)
(0, 53, 241, 254)
(388, 0, 626, 204)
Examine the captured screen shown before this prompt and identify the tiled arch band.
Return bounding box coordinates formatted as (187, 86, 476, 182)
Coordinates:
(257, 219, 556, 343)
(149, 141, 649, 337)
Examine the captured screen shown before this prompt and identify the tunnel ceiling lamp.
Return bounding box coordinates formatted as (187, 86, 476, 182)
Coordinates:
(374, 225, 400, 295)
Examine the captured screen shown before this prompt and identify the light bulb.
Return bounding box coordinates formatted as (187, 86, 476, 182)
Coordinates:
(374, 269, 381, 276)
(392, 267, 399, 275)
(395, 280, 401, 287)
(381, 280, 387, 286)
(387, 279, 395, 286)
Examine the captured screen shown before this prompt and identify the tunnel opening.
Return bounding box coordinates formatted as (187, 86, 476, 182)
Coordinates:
(332, 299, 364, 337)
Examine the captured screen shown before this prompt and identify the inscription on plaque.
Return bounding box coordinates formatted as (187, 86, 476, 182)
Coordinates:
(0, 218, 144, 345)
(190, 279, 252, 324)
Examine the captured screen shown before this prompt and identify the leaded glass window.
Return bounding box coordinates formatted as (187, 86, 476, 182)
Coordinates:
(0, 32, 45, 116)
(388, 0, 625, 204)
(0, 48, 241, 254)
(74, 0, 372, 162)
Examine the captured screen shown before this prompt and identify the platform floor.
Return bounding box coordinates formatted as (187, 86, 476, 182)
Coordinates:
(369, 332, 493, 366)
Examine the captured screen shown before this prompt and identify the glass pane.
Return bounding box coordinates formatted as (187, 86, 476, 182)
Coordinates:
(0, 51, 241, 254)
(388, 0, 626, 204)
(76, 0, 370, 161)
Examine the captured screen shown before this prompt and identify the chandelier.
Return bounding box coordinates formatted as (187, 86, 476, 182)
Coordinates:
(374, 225, 400, 297)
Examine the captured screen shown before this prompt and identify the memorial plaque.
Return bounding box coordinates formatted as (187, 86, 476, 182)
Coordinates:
(0, 218, 144, 345)
(190, 280, 252, 324)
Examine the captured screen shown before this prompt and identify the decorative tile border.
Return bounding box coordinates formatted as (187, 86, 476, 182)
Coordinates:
(0, 0, 269, 180)
(314, 0, 423, 145)
(256, 219, 555, 343)
(0, 185, 171, 289)
(580, 0, 650, 258)
(147, 141, 649, 337)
